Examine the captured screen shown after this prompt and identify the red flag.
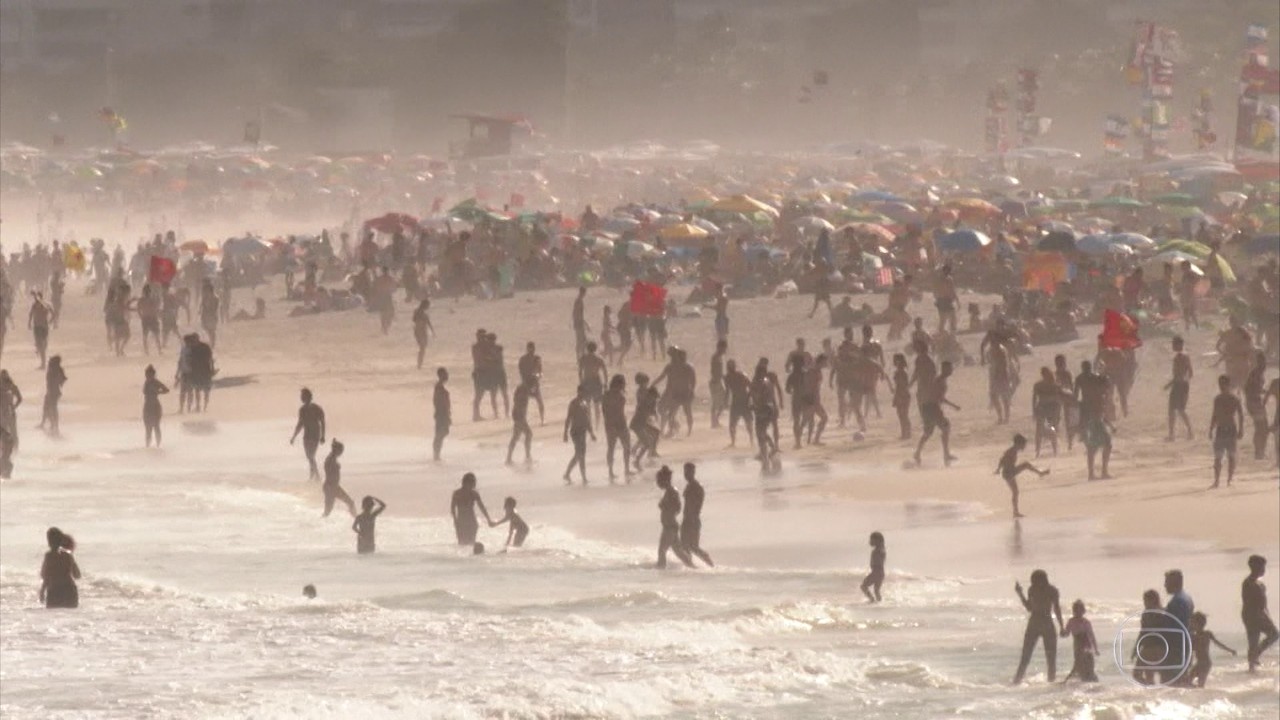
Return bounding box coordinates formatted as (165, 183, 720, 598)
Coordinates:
(149, 255, 176, 286)
(629, 281, 666, 317)
(1099, 309, 1142, 350)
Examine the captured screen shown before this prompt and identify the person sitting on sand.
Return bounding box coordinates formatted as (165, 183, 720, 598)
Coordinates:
(488, 497, 529, 551)
(995, 434, 1049, 518)
(861, 531, 886, 603)
(352, 496, 386, 554)
(1060, 599, 1099, 683)
(322, 439, 356, 517)
(451, 473, 491, 547)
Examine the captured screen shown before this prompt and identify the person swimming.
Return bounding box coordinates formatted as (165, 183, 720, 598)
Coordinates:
(352, 496, 386, 554)
(489, 497, 529, 551)
(39, 527, 80, 609)
(451, 473, 491, 547)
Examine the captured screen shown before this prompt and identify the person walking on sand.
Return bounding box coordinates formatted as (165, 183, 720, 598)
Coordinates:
(680, 463, 714, 567)
(578, 341, 608, 428)
(451, 472, 492, 546)
(29, 291, 52, 369)
(142, 364, 169, 448)
(433, 367, 450, 461)
(709, 339, 727, 429)
(1012, 569, 1063, 683)
(913, 361, 959, 467)
(1208, 375, 1244, 488)
(602, 374, 633, 481)
(1242, 555, 1279, 671)
(562, 385, 596, 485)
(506, 381, 534, 466)
(1074, 361, 1112, 480)
(352, 496, 386, 554)
(413, 299, 435, 370)
(655, 466, 694, 569)
(321, 439, 357, 518)
(39, 527, 80, 609)
(1031, 367, 1064, 457)
(1165, 336, 1194, 441)
(861, 532, 886, 603)
(995, 434, 1049, 518)
(290, 388, 326, 481)
(1244, 351, 1270, 461)
(39, 355, 67, 436)
(724, 359, 753, 448)
(518, 342, 545, 425)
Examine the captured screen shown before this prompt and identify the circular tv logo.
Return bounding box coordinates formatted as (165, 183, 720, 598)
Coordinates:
(1111, 608, 1191, 687)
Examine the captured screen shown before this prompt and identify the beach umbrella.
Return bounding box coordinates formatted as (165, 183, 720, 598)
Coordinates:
(944, 197, 1001, 214)
(1110, 232, 1157, 251)
(1156, 239, 1213, 257)
(180, 239, 209, 254)
(1145, 250, 1236, 283)
(1089, 196, 1147, 209)
(690, 217, 720, 233)
(937, 229, 992, 253)
(849, 189, 904, 203)
(1247, 234, 1280, 256)
(658, 223, 709, 240)
(1037, 231, 1076, 252)
(625, 240, 658, 258)
(1152, 193, 1199, 207)
(710, 194, 779, 217)
(837, 222, 895, 244)
(1077, 235, 1135, 256)
(794, 216, 835, 232)
(364, 212, 419, 234)
(1040, 220, 1076, 235)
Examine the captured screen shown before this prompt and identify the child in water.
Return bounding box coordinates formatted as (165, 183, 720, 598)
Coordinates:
(489, 496, 530, 551)
(861, 531, 886, 602)
(1060, 600, 1099, 682)
(351, 496, 386, 554)
(1187, 611, 1236, 687)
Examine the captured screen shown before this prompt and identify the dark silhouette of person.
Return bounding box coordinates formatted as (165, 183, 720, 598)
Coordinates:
(1012, 569, 1063, 683)
(413, 299, 435, 369)
(680, 463, 714, 567)
(655, 466, 694, 569)
(142, 364, 170, 447)
(1208, 374, 1245, 488)
(39, 527, 80, 609)
(352, 496, 386, 554)
(1162, 569, 1195, 684)
(433, 367, 450, 461)
(322, 439, 357, 517)
(40, 355, 67, 436)
(289, 388, 325, 481)
(506, 382, 533, 465)
(861, 531, 886, 602)
(1242, 555, 1278, 671)
(562, 385, 596, 485)
(489, 496, 529, 550)
(602, 374, 633, 481)
(451, 473, 491, 546)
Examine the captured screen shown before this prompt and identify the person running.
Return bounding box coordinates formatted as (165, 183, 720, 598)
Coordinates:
(1208, 374, 1244, 488)
(1242, 555, 1279, 671)
(913, 361, 959, 467)
(412, 299, 435, 370)
(39, 355, 67, 436)
(578, 341, 608, 428)
(352, 496, 387, 554)
(1031, 367, 1065, 457)
(861, 531, 886, 603)
(29, 291, 52, 368)
(1059, 600, 1100, 683)
(995, 434, 1049, 518)
(433, 367, 450, 461)
(505, 382, 534, 466)
(518, 342, 545, 425)
(1012, 569, 1064, 684)
(39, 527, 80, 609)
(709, 339, 728, 429)
(602, 374, 633, 481)
(453, 473, 494, 551)
(680, 463, 714, 567)
(655, 466, 694, 569)
(1166, 336, 1194, 441)
(289, 388, 326, 481)
(1187, 611, 1237, 687)
(562, 385, 596, 485)
(321, 439, 357, 517)
(1074, 361, 1113, 480)
(142, 364, 169, 448)
(572, 286, 589, 358)
(724, 359, 753, 448)
(489, 497, 529, 551)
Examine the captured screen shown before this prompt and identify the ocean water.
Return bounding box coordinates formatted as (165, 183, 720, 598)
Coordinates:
(1, 416, 1277, 719)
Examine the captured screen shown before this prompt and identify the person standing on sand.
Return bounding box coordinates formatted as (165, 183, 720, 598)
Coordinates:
(1165, 336, 1194, 441)
(600, 305, 617, 364)
(751, 360, 781, 464)
(1074, 361, 1112, 480)
(602, 374, 633, 481)
(506, 381, 534, 466)
(655, 466, 694, 569)
(1012, 569, 1063, 684)
(412, 299, 435, 370)
(321, 439, 357, 517)
(28, 291, 52, 369)
(913, 361, 959, 467)
(200, 278, 219, 349)
(578, 341, 608, 428)
(518, 342, 545, 425)
(137, 283, 161, 356)
(680, 463, 714, 567)
(1242, 555, 1279, 671)
(1243, 351, 1269, 461)
(724, 359, 753, 448)
(631, 373, 660, 468)
(709, 339, 727, 429)
(39, 355, 67, 436)
(1031, 368, 1063, 457)
(562, 385, 596, 485)
(572, 286, 590, 359)
(1208, 375, 1245, 488)
(451, 472, 492, 547)
(39, 527, 80, 609)
(289, 388, 326, 481)
(995, 434, 1049, 518)
(142, 364, 169, 448)
(433, 367, 450, 461)
(891, 353, 912, 439)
